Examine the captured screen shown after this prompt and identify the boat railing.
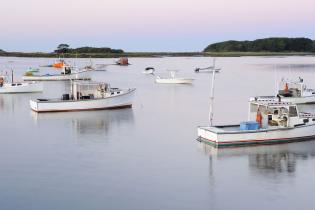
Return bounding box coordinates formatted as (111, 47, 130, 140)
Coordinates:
(299, 112, 315, 118)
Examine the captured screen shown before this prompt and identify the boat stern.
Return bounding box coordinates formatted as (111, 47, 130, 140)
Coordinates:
(30, 99, 39, 112)
(197, 126, 220, 146)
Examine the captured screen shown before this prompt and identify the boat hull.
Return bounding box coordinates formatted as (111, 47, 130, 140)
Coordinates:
(155, 78, 193, 84)
(197, 124, 315, 147)
(30, 88, 135, 112)
(142, 70, 154, 74)
(0, 82, 43, 93)
(22, 71, 91, 81)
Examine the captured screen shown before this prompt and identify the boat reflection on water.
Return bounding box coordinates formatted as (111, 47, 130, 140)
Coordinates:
(198, 141, 315, 176)
(31, 109, 135, 142)
(0, 93, 42, 116)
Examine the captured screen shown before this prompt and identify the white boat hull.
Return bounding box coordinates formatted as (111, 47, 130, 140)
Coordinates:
(142, 70, 154, 74)
(30, 88, 135, 112)
(0, 82, 43, 93)
(198, 124, 315, 147)
(23, 71, 91, 81)
(155, 78, 193, 84)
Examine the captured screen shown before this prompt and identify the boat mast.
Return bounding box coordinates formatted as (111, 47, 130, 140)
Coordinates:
(11, 69, 13, 83)
(209, 61, 216, 126)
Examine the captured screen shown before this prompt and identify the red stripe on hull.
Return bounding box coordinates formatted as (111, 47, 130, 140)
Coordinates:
(198, 134, 315, 147)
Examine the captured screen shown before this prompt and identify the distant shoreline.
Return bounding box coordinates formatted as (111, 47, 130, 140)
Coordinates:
(0, 51, 315, 58)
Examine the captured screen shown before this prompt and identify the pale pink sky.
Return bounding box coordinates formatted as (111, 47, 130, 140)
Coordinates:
(1, 0, 314, 51)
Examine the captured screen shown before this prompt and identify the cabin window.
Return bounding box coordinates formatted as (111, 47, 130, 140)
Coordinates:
(268, 115, 272, 121)
(274, 110, 279, 115)
(117, 91, 120, 94)
(304, 119, 309, 123)
(111, 92, 114, 95)
(312, 119, 315, 121)
(289, 106, 298, 117)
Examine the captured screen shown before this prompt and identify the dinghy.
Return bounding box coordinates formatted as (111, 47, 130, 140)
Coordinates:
(142, 67, 155, 74)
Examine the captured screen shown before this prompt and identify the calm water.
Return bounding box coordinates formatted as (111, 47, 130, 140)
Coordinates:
(1, 56, 315, 210)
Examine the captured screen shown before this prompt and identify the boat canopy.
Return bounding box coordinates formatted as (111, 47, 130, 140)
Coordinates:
(71, 81, 110, 100)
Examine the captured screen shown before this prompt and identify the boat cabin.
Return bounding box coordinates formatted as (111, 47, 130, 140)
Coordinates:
(67, 81, 123, 101)
(249, 101, 302, 129)
(62, 65, 74, 75)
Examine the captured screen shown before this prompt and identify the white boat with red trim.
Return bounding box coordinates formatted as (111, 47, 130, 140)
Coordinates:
(198, 101, 315, 147)
(30, 81, 135, 112)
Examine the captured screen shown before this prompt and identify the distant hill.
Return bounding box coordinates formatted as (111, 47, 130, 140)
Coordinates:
(204, 37, 315, 52)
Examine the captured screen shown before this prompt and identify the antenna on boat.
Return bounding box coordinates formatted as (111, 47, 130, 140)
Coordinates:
(209, 58, 217, 126)
(274, 64, 278, 96)
(11, 68, 13, 83)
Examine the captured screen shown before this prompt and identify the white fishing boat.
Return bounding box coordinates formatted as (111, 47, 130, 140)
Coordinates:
(198, 101, 315, 147)
(22, 65, 91, 81)
(0, 71, 43, 94)
(30, 81, 135, 112)
(250, 77, 315, 104)
(155, 70, 193, 84)
(142, 67, 155, 74)
(197, 69, 315, 147)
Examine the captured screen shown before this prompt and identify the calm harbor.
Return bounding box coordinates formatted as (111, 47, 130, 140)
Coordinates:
(1, 56, 315, 209)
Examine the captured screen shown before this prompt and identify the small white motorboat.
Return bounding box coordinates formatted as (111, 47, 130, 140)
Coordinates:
(250, 77, 315, 104)
(0, 71, 43, 94)
(30, 81, 136, 112)
(23, 65, 91, 81)
(155, 70, 193, 84)
(142, 67, 155, 74)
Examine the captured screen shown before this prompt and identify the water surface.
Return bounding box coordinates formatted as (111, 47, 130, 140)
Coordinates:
(1, 56, 315, 210)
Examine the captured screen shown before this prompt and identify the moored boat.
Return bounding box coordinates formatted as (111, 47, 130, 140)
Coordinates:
(116, 57, 130, 65)
(195, 58, 221, 73)
(30, 81, 135, 112)
(22, 65, 91, 81)
(0, 71, 43, 93)
(198, 101, 315, 147)
(142, 67, 155, 74)
(155, 70, 193, 84)
(250, 77, 315, 104)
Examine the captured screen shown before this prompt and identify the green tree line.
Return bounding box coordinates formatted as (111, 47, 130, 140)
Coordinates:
(204, 38, 315, 52)
(55, 44, 124, 54)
